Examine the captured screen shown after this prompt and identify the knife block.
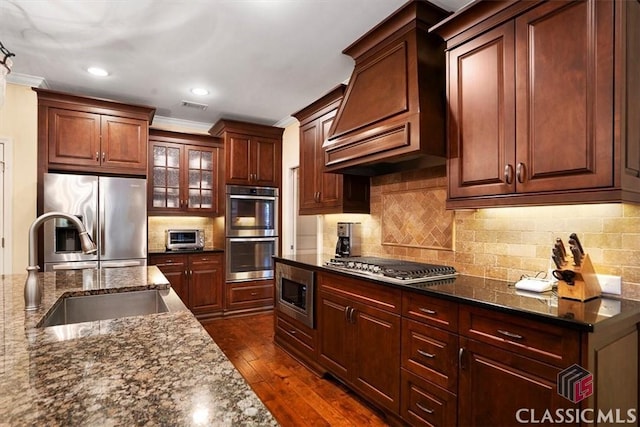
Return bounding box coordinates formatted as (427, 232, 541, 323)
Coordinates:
(557, 253, 601, 301)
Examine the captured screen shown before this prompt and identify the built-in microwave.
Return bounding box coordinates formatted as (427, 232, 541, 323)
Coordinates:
(166, 229, 205, 251)
(275, 262, 315, 328)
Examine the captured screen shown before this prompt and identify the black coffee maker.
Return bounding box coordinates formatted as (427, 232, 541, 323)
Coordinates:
(335, 222, 361, 257)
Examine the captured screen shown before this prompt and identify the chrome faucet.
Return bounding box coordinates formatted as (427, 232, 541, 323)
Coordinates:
(24, 211, 97, 311)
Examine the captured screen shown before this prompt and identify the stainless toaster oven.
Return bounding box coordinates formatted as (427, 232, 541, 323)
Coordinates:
(166, 229, 205, 250)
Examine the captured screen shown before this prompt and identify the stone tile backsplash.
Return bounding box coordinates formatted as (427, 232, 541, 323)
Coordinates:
(323, 167, 640, 300)
(148, 217, 219, 251)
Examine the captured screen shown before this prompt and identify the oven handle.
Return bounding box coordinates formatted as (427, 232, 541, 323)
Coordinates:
(227, 237, 277, 243)
(228, 194, 277, 202)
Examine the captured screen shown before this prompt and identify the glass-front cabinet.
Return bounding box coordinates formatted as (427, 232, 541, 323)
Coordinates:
(148, 129, 223, 215)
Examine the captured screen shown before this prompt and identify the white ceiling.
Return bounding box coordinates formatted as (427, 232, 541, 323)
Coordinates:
(1, 0, 469, 129)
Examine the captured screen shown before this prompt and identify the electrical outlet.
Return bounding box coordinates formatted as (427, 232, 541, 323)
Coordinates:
(597, 274, 622, 295)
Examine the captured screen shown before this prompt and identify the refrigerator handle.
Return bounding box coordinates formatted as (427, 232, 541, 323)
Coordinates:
(92, 179, 99, 250)
(99, 179, 106, 256)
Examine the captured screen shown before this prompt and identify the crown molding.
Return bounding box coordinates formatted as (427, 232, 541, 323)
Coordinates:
(151, 115, 213, 133)
(274, 116, 297, 128)
(6, 73, 48, 88)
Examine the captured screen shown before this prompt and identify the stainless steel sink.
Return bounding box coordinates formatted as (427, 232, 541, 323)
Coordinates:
(39, 290, 169, 327)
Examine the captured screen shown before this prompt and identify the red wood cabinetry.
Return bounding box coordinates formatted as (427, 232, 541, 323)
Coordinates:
(36, 88, 155, 176)
(225, 279, 274, 315)
(317, 272, 402, 414)
(433, 0, 640, 207)
(209, 119, 284, 187)
(293, 85, 370, 215)
(149, 252, 224, 320)
(148, 129, 223, 215)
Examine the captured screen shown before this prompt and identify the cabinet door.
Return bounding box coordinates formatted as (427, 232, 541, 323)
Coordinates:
(148, 255, 188, 305)
(317, 112, 342, 207)
(47, 108, 101, 168)
(100, 115, 148, 172)
(149, 142, 183, 212)
(299, 120, 321, 211)
(188, 254, 224, 314)
(253, 137, 280, 187)
(458, 337, 574, 426)
(317, 290, 352, 380)
(226, 134, 252, 184)
(514, 0, 614, 193)
(185, 144, 220, 214)
(448, 22, 516, 199)
(351, 301, 401, 413)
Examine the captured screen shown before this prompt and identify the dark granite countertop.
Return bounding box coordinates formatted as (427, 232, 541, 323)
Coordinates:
(148, 247, 225, 255)
(0, 266, 276, 426)
(275, 253, 640, 332)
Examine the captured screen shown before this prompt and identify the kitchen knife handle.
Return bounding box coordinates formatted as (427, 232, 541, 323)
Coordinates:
(504, 164, 514, 185)
(516, 162, 525, 183)
(569, 233, 585, 254)
(555, 238, 567, 258)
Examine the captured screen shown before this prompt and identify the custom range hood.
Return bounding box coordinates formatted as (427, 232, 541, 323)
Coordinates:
(323, 0, 450, 176)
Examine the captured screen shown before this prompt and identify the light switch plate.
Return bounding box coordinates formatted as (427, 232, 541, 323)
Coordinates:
(597, 274, 622, 295)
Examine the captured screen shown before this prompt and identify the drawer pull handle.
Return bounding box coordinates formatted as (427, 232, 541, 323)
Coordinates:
(498, 329, 524, 340)
(417, 350, 435, 359)
(416, 402, 434, 414)
(289, 330, 296, 335)
(251, 292, 258, 296)
(419, 308, 437, 315)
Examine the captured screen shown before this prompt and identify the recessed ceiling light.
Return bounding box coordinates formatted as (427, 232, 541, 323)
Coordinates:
(191, 88, 209, 96)
(87, 67, 109, 77)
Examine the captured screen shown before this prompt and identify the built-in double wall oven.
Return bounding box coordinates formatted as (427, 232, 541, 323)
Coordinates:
(225, 185, 278, 282)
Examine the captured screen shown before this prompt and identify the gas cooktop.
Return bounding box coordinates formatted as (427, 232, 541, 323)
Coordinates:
(324, 256, 457, 285)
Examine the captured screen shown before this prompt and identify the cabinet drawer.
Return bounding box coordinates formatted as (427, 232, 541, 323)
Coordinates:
(401, 369, 457, 427)
(318, 272, 401, 314)
(226, 280, 274, 312)
(402, 292, 458, 332)
(402, 318, 458, 392)
(189, 254, 222, 265)
(148, 254, 187, 268)
(276, 312, 316, 354)
(459, 305, 580, 368)
(229, 283, 273, 303)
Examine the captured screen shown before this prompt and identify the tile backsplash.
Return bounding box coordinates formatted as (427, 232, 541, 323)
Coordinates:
(323, 166, 640, 300)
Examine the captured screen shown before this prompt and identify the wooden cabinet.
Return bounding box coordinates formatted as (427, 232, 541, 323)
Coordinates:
(35, 88, 155, 176)
(458, 336, 572, 426)
(293, 85, 370, 215)
(149, 252, 224, 320)
(148, 254, 189, 304)
(433, 0, 640, 207)
(400, 292, 458, 427)
(225, 279, 274, 315)
(188, 253, 224, 316)
(457, 305, 581, 426)
(317, 272, 402, 414)
(275, 261, 639, 426)
(148, 129, 223, 215)
(209, 119, 284, 187)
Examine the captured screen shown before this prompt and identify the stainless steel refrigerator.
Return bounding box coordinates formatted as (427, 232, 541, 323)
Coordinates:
(43, 173, 147, 271)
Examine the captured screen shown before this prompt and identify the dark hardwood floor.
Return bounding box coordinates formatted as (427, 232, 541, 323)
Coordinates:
(203, 312, 390, 426)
